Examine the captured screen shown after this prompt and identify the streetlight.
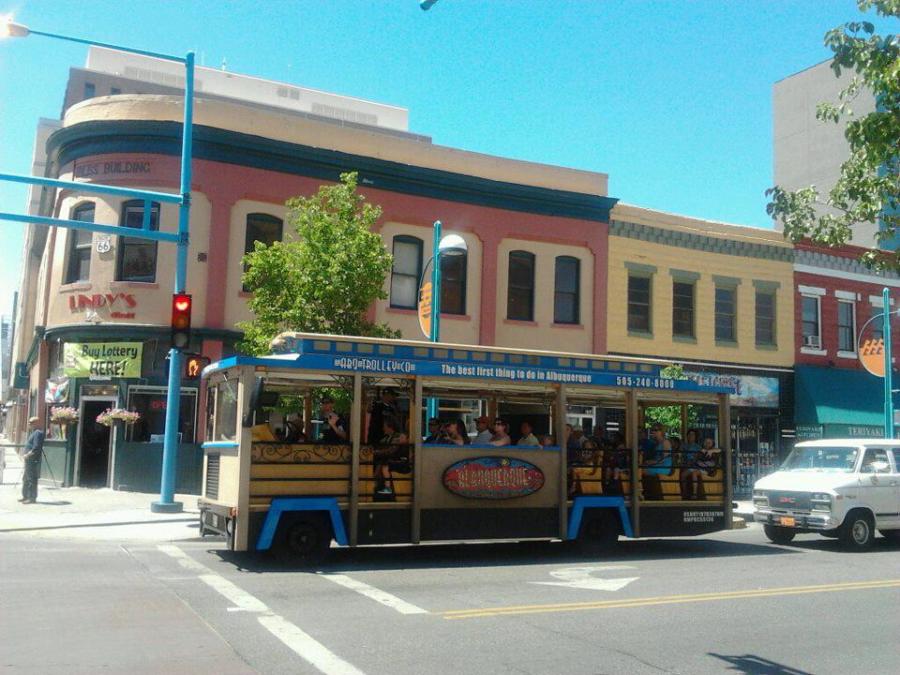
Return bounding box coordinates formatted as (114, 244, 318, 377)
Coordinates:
(418, 220, 467, 417)
(1, 17, 194, 512)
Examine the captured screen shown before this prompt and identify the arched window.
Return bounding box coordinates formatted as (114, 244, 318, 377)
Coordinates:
(65, 202, 95, 284)
(554, 256, 580, 324)
(243, 213, 284, 291)
(390, 235, 423, 309)
(507, 250, 535, 321)
(440, 250, 467, 315)
(116, 200, 160, 283)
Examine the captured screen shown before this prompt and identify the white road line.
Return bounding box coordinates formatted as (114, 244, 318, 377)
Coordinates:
(198, 573, 269, 613)
(258, 615, 366, 675)
(319, 573, 429, 615)
(157, 545, 366, 675)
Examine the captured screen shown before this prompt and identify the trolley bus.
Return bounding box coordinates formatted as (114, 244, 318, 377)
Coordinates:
(198, 333, 734, 562)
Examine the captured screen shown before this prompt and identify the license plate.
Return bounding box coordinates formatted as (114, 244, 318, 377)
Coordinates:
(203, 511, 222, 529)
(779, 516, 795, 527)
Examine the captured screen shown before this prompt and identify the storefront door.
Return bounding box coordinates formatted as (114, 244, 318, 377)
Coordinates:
(732, 415, 779, 497)
(76, 397, 117, 488)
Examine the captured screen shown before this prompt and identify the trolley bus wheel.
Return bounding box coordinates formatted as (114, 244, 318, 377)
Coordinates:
(577, 510, 619, 554)
(278, 515, 332, 565)
(763, 524, 796, 545)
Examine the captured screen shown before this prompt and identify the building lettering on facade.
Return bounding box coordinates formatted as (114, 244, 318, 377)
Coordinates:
(68, 293, 137, 320)
(74, 160, 152, 178)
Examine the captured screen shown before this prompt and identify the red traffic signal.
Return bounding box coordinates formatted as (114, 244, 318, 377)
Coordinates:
(171, 293, 192, 350)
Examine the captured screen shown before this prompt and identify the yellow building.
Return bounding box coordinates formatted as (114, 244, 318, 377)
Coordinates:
(607, 204, 795, 494)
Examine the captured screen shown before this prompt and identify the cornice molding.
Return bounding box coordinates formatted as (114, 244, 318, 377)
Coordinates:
(47, 120, 618, 223)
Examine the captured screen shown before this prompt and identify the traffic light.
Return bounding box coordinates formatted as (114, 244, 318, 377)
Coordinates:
(184, 354, 210, 379)
(170, 293, 192, 350)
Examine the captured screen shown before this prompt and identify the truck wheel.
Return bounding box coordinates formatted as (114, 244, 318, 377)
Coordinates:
(577, 510, 619, 555)
(840, 511, 874, 551)
(763, 524, 796, 544)
(278, 516, 332, 566)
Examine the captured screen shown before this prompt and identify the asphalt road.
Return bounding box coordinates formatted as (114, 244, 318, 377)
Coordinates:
(2, 524, 899, 675)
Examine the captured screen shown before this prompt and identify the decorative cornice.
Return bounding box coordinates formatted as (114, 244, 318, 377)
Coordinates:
(47, 120, 619, 223)
(609, 219, 793, 262)
(794, 247, 900, 280)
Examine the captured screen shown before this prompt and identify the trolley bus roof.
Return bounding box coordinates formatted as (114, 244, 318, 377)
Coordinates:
(203, 333, 735, 395)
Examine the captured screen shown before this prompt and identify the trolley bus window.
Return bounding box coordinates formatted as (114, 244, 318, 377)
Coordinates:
(210, 379, 239, 442)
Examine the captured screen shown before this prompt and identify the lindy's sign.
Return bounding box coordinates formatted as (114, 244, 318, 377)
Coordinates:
(68, 293, 137, 320)
(63, 342, 143, 379)
(442, 457, 545, 499)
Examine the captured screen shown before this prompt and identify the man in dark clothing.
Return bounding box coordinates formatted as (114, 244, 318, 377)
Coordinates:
(366, 389, 397, 445)
(318, 397, 348, 444)
(20, 416, 44, 504)
(423, 418, 443, 444)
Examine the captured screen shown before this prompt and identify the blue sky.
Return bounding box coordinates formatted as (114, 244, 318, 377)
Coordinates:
(0, 0, 896, 319)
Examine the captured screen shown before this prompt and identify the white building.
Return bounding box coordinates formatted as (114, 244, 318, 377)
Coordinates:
(773, 60, 878, 248)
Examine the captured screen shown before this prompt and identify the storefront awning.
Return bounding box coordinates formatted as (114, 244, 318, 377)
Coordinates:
(795, 364, 889, 427)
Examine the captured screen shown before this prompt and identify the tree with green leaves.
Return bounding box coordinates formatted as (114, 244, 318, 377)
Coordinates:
(644, 365, 699, 435)
(239, 172, 399, 355)
(766, 0, 899, 269)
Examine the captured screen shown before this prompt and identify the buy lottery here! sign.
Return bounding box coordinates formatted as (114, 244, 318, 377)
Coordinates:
(63, 342, 143, 378)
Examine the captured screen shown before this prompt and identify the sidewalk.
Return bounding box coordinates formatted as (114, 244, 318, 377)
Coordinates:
(1, 443, 203, 542)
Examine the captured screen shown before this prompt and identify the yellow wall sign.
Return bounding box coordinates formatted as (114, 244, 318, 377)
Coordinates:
(859, 338, 885, 377)
(63, 342, 143, 378)
(418, 281, 432, 338)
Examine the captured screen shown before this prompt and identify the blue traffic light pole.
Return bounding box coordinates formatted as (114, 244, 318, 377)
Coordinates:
(155, 51, 195, 513)
(428, 220, 443, 420)
(1, 21, 194, 512)
(883, 288, 894, 438)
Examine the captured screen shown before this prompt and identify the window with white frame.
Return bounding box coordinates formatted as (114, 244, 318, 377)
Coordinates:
(801, 295, 822, 349)
(242, 213, 283, 291)
(390, 235, 423, 309)
(837, 299, 856, 353)
(117, 200, 160, 283)
(65, 203, 95, 284)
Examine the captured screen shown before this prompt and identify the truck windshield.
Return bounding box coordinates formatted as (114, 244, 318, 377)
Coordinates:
(781, 446, 858, 472)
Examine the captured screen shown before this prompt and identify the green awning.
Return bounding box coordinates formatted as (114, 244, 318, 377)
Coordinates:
(795, 364, 890, 426)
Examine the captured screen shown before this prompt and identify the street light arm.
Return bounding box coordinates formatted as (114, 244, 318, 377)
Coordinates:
(856, 307, 900, 348)
(6, 22, 185, 63)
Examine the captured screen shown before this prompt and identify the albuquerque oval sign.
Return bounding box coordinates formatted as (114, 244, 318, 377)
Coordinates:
(442, 457, 545, 500)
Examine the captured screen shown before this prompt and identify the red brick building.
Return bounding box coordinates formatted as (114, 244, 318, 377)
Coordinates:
(793, 241, 900, 439)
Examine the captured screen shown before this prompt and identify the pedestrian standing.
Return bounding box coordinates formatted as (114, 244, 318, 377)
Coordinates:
(19, 416, 44, 504)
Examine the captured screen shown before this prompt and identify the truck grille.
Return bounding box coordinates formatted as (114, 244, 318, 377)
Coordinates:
(767, 491, 810, 512)
(206, 453, 220, 500)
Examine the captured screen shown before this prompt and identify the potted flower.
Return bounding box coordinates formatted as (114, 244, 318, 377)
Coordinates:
(50, 406, 79, 425)
(50, 406, 79, 439)
(96, 408, 141, 427)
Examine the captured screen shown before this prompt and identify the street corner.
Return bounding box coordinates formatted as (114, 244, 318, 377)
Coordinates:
(0, 484, 204, 542)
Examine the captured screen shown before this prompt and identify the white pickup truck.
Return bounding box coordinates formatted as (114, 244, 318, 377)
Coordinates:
(753, 439, 900, 550)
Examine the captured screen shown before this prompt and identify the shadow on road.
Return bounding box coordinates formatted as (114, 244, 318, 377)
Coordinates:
(708, 652, 813, 674)
(211, 535, 806, 574)
(0, 516, 197, 533)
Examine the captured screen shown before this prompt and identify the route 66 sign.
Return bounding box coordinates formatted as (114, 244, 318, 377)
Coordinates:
(96, 235, 112, 254)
